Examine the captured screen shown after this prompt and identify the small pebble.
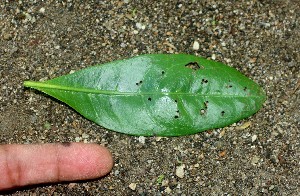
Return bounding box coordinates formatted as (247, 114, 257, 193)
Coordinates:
(138, 136, 145, 144)
(219, 130, 226, 138)
(75, 137, 81, 142)
(68, 183, 76, 189)
(271, 131, 279, 137)
(251, 155, 260, 165)
(192, 41, 200, 50)
(82, 133, 89, 139)
(162, 179, 169, 186)
(252, 135, 257, 142)
(165, 187, 172, 193)
(114, 170, 120, 176)
(225, 58, 231, 63)
(176, 164, 185, 178)
(236, 121, 251, 130)
(39, 7, 45, 13)
(3, 33, 12, 40)
(219, 150, 226, 157)
(136, 22, 146, 30)
(155, 137, 163, 141)
(211, 54, 216, 60)
(129, 183, 137, 190)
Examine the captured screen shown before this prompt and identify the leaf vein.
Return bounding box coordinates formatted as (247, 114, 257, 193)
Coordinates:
(24, 81, 263, 98)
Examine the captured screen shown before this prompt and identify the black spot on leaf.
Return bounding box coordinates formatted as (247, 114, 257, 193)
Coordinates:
(185, 62, 203, 71)
(204, 101, 209, 108)
(244, 87, 248, 91)
(174, 115, 179, 119)
(148, 97, 152, 101)
(161, 70, 165, 75)
(201, 79, 208, 84)
(174, 99, 178, 103)
(136, 80, 143, 86)
(221, 111, 225, 116)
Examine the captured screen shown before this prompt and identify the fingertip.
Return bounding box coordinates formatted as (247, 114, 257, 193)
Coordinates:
(58, 143, 114, 180)
(89, 143, 114, 177)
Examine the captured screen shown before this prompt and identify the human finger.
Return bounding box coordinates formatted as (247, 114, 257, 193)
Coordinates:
(0, 142, 113, 191)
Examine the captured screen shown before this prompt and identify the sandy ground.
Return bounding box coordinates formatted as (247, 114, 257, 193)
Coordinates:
(0, 0, 299, 195)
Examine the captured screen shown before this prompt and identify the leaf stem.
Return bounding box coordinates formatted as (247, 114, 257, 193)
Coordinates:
(24, 81, 127, 95)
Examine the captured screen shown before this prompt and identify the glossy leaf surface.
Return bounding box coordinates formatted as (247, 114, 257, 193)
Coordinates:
(24, 54, 266, 136)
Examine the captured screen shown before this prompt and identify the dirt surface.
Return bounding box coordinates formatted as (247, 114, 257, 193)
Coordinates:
(1, 0, 299, 195)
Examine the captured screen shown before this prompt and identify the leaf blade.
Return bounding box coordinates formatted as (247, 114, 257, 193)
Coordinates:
(24, 54, 266, 136)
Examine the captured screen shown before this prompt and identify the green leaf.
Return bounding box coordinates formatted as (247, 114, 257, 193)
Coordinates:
(24, 54, 266, 136)
(156, 174, 165, 184)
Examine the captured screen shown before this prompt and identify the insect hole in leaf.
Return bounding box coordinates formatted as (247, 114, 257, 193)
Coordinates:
(201, 79, 209, 84)
(185, 62, 203, 71)
(200, 109, 206, 115)
(136, 80, 143, 86)
(204, 101, 209, 108)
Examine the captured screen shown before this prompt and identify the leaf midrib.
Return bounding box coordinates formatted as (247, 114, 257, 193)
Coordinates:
(24, 81, 263, 98)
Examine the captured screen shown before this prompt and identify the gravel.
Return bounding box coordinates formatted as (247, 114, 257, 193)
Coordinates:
(0, 0, 299, 195)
